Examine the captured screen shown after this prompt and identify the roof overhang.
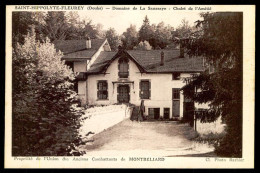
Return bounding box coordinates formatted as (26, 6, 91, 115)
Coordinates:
(144, 71, 204, 74)
(61, 57, 91, 61)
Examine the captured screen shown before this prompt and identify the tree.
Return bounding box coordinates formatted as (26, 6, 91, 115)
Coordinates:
(105, 28, 122, 51)
(82, 20, 99, 39)
(64, 12, 104, 40)
(154, 22, 173, 49)
(138, 16, 174, 49)
(138, 16, 155, 46)
(121, 24, 138, 50)
(65, 11, 80, 27)
(172, 19, 195, 43)
(41, 11, 70, 41)
(64, 11, 81, 40)
(135, 40, 152, 50)
(12, 12, 43, 46)
(95, 23, 106, 39)
(12, 29, 84, 156)
(181, 12, 243, 157)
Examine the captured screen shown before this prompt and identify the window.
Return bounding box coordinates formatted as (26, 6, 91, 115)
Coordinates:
(172, 72, 181, 80)
(172, 88, 180, 99)
(97, 81, 108, 100)
(140, 80, 151, 99)
(118, 58, 129, 78)
(148, 108, 160, 119)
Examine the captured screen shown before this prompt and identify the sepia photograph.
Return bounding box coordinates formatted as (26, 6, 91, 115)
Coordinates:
(5, 5, 255, 168)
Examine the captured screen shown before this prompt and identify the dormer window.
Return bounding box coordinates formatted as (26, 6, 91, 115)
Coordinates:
(118, 58, 129, 78)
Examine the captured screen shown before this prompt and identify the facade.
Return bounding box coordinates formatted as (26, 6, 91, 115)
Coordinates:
(55, 39, 205, 120)
(54, 38, 111, 103)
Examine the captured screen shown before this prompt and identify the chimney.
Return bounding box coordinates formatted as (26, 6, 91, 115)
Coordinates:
(86, 37, 91, 49)
(160, 51, 164, 66)
(180, 39, 184, 58)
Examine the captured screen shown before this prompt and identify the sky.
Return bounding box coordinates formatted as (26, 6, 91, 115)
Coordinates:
(77, 7, 202, 35)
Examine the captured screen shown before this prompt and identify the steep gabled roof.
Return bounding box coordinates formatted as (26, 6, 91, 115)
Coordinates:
(62, 50, 96, 60)
(87, 51, 117, 73)
(128, 50, 204, 72)
(54, 39, 107, 60)
(87, 49, 204, 74)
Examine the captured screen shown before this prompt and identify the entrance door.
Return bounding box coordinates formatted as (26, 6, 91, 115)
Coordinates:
(164, 108, 170, 119)
(172, 88, 180, 117)
(154, 108, 160, 119)
(117, 85, 130, 103)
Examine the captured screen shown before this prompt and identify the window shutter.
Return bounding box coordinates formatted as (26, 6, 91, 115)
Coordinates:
(117, 85, 120, 102)
(104, 81, 107, 90)
(118, 62, 120, 77)
(97, 82, 99, 99)
(139, 81, 142, 99)
(149, 81, 151, 99)
(105, 91, 108, 99)
(127, 62, 129, 77)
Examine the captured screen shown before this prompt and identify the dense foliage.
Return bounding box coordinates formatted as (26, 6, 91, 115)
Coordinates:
(121, 16, 193, 50)
(173, 19, 195, 39)
(12, 12, 43, 46)
(12, 29, 85, 156)
(12, 11, 105, 45)
(121, 24, 138, 50)
(105, 28, 122, 51)
(137, 16, 174, 49)
(181, 12, 243, 157)
(12, 12, 195, 51)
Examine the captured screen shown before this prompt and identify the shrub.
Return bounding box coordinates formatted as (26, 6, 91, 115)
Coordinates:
(12, 29, 84, 156)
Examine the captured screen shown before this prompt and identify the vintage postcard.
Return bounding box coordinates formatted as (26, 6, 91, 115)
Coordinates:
(5, 5, 255, 168)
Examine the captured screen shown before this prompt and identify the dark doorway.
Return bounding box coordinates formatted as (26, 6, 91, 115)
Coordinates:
(154, 108, 160, 119)
(164, 108, 170, 119)
(117, 85, 130, 103)
(172, 88, 180, 117)
(183, 96, 194, 121)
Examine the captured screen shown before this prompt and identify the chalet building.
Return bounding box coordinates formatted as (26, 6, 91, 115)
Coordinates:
(54, 38, 205, 120)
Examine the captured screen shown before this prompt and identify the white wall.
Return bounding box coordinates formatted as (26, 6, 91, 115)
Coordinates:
(74, 61, 87, 72)
(86, 40, 110, 70)
(79, 105, 132, 138)
(196, 117, 226, 135)
(87, 57, 194, 119)
(78, 81, 87, 105)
